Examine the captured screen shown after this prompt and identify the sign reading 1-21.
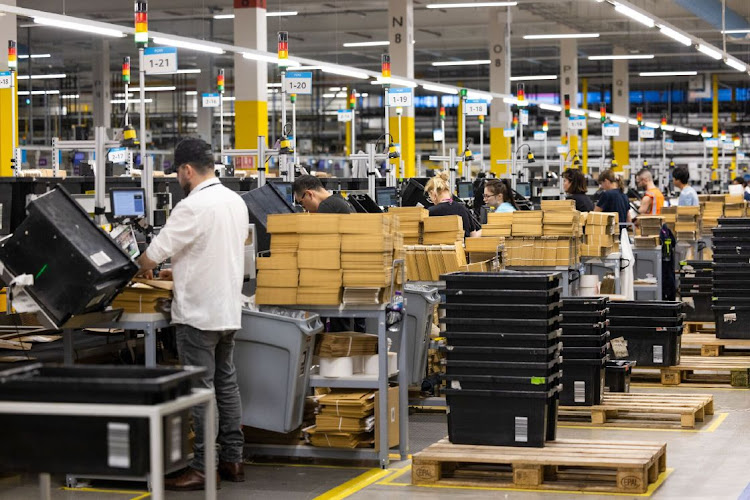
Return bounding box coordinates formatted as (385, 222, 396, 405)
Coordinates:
(143, 47, 178, 75)
(464, 99, 488, 116)
(285, 71, 312, 95)
(387, 87, 413, 107)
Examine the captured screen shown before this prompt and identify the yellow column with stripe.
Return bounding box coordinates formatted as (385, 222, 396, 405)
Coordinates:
(235, 101, 268, 150)
(389, 114, 415, 178)
(490, 127, 510, 176)
(0, 72, 17, 177)
(712, 74, 719, 180)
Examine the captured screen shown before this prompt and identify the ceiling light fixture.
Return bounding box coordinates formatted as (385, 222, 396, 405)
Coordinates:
(422, 83, 459, 94)
(213, 11, 297, 19)
(111, 98, 153, 104)
(588, 54, 654, 60)
(17, 73, 66, 80)
(639, 71, 697, 76)
(373, 76, 418, 88)
(539, 103, 562, 112)
(119, 86, 177, 92)
(509, 74, 558, 81)
(343, 41, 390, 47)
(697, 44, 722, 60)
(659, 26, 692, 46)
(725, 57, 747, 72)
(609, 115, 628, 123)
(432, 59, 490, 66)
(722, 29, 750, 34)
(175, 68, 202, 74)
(18, 90, 60, 95)
(152, 37, 225, 55)
(426, 2, 518, 8)
(34, 16, 125, 38)
(185, 90, 198, 95)
(60, 94, 79, 99)
(243, 52, 301, 67)
(523, 33, 599, 39)
(18, 54, 51, 59)
(320, 65, 370, 79)
(613, 3, 655, 28)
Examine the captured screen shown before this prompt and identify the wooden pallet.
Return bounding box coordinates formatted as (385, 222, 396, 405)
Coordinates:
(685, 322, 716, 335)
(412, 438, 667, 494)
(681, 333, 750, 357)
(632, 356, 750, 387)
(559, 393, 714, 429)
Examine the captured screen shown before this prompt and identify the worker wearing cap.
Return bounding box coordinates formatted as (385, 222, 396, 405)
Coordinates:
(137, 137, 249, 490)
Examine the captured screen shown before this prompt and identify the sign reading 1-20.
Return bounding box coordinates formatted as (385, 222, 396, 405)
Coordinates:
(143, 47, 178, 75)
(285, 71, 313, 95)
(387, 87, 413, 107)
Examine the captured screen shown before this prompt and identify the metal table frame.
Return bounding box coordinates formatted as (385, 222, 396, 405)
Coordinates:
(582, 252, 622, 295)
(0, 388, 216, 500)
(245, 304, 409, 469)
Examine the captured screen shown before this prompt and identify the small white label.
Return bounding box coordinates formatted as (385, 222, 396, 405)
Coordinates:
(520, 109, 529, 125)
(723, 141, 735, 152)
(705, 138, 719, 148)
(557, 145, 570, 154)
(683, 296, 695, 308)
(639, 127, 655, 139)
(450, 380, 462, 390)
(387, 87, 413, 107)
(568, 117, 587, 130)
(170, 415, 182, 464)
(603, 123, 620, 137)
(653, 345, 664, 364)
(90, 251, 112, 267)
(202, 93, 220, 108)
(143, 47, 178, 75)
(724, 313, 737, 323)
(107, 422, 131, 469)
(337, 110, 353, 122)
(665, 139, 675, 152)
(574, 380, 586, 403)
(514, 416, 528, 443)
(108, 147, 128, 164)
(285, 71, 313, 95)
(534, 131, 547, 141)
(503, 127, 516, 138)
(0, 71, 12, 89)
(464, 99, 488, 116)
(610, 336, 629, 358)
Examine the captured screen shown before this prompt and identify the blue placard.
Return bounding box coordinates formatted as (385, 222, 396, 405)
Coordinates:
(389, 87, 411, 95)
(144, 47, 177, 56)
(286, 71, 312, 79)
(465, 99, 487, 104)
(0, 71, 10, 76)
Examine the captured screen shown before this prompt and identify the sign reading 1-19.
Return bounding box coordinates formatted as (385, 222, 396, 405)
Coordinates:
(143, 47, 178, 76)
(285, 71, 313, 95)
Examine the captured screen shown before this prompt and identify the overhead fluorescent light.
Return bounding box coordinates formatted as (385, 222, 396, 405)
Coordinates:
(18, 90, 60, 95)
(242, 52, 301, 67)
(267, 83, 283, 88)
(17, 73, 66, 80)
(628, 118, 639, 125)
(523, 33, 599, 39)
(18, 54, 51, 59)
(343, 41, 390, 47)
(588, 54, 654, 60)
(185, 90, 198, 96)
(374, 77, 418, 88)
(644, 121, 660, 128)
(614, 3, 655, 28)
(320, 65, 370, 79)
(509, 74, 557, 81)
(60, 94, 79, 99)
(175, 68, 202, 74)
(328, 87, 343, 91)
(539, 103, 562, 112)
(586, 110, 600, 118)
(213, 11, 297, 19)
(432, 59, 490, 66)
(34, 16, 125, 38)
(675, 126, 689, 134)
(503, 97, 521, 105)
(697, 44, 722, 60)
(422, 83, 458, 94)
(639, 71, 697, 76)
(688, 129, 702, 136)
(426, 2, 518, 8)
(466, 90, 493, 101)
(610, 115, 628, 123)
(570, 108, 587, 117)
(222, 96, 235, 101)
(152, 37, 225, 55)
(323, 93, 345, 98)
(213, 14, 234, 19)
(659, 26, 692, 46)
(111, 98, 153, 104)
(121, 86, 177, 92)
(725, 58, 747, 72)
(722, 29, 750, 34)
(662, 124, 676, 132)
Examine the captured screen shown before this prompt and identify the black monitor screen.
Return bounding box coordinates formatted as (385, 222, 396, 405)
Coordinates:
(457, 182, 474, 199)
(271, 182, 294, 205)
(515, 182, 531, 198)
(375, 187, 398, 207)
(111, 188, 146, 218)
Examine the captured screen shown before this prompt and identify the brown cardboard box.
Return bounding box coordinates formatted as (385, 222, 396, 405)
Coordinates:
(342, 234, 393, 253)
(300, 269, 343, 287)
(423, 215, 462, 233)
(586, 234, 615, 247)
(257, 269, 299, 288)
(270, 233, 300, 251)
(299, 234, 342, 250)
(295, 214, 342, 234)
(343, 271, 391, 287)
(541, 200, 576, 211)
(512, 224, 543, 237)
(257, 252, 298, 270)
(255, 287, 297, 305)
(339, 214, 391, 234)
(266, 213, 300, 234)
(298, 249, 341, 269)
(465, 237, 503, 253)
(481, 227, 512, 237)
(634, 236, 660, 248)
(422, 232, 463, 245)
(341, 253, 392, 269)
(374, 386, 399, 451)
(585, 212, 616, 226)
(296, 287, 342, 305)
(676, 206, 700, 216)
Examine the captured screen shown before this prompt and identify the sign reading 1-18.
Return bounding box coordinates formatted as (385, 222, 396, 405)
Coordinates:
(285, 71, 313, 95)
(143, 47, 178, 75)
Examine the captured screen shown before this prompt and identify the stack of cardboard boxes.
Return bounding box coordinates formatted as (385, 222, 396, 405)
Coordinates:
(341, 214, 394, 293)
(661, 206, 677, 233)
(541, 202, 582, 237)
(724, 196, 746, 218)
(675, 206, 700, 241)
(504, 237, 579, 267)
(482, 212, 513, 237)
(465, 236, 504, 263)
(388, 207, 428, 245)
(404, 244, 469, 281)
(256, 213, 300, 305)
(634, 215, 663, 249)
(581, 212, 618, 257)
(701, 200, 724, 234)
(511, 211, 544, 236)
(112, 279, 173, 313)
(422, 215, 464, 244)
(297, 214, 343, 305)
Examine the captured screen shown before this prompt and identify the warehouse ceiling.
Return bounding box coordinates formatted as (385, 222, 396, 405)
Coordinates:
(11, 0, 750, 92)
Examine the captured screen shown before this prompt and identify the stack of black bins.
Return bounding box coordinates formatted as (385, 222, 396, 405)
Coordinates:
(439, 271, 562, 448)
(559, 297, 609, 406)
(608, 301, 684, 367)
(712, 218, 750, 339)
(679, 260, 713, 322)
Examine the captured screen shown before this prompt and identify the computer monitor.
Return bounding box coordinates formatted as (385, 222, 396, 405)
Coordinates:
(375, 187, 398, 207)
(457, 181, 474, 200)
(270, 182, 294, 205)
(110, 188, 146, 219)
(515, 182, 531, 198)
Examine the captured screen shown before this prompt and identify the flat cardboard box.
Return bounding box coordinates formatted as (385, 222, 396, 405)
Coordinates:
(423, 216, 462, 233)
(339, 214, 391, 234)
(586, 234, 615, 247)
(299, 234, 342, 251)
(299, 269, 343, 287)
(465, 237, 503, 253)
(481, 227, 512, 237)
(295, 214, 342, 234)
(676, 206, 700, 216)
(341, 234, 393, 253)
(541, 199, 576, 211)
(373, 386, 399, 451)
(585, 212, 616, 226)
(422, 232, 463, 245)
(296, 287, 343, 305)
(343, 271, 391, 287)
(486, 212, 514, 226)
(584, 224, 615, 236)
(270, 233, 300, 250)
(634, 236, 660, 248)
(256, 252, 298, 270)
(255, 287, 297, 305)
(512, 224, 543, 237)
(267, 213, 300, 234)
(257, 269, 299, 288)
(640, 225, 662, 237)
(298, 249, 341, 269)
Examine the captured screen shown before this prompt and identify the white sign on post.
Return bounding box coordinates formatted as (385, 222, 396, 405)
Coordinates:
(0, 71, 11, 89)
(665, 139, 675, 152)
(639, 127, 655, 139)
(603, 123, 620, 137)
(704, 138, 719, 148)
(108, 147, 128, 164)
(520, 109, 529, 126)
(568, 116, 586, 130)
(143, 47, 178, 75)
(533, 131, 547, 141)
(202, 93, 220, 108)
(723, 141, 735, 152)
(464, 99, 488, 116)
(738, 151, 746, 161)
(557, 145, 570, 154)
(285, 71, 313, 95)
(387, 87, 413, 108)
(337, 110, 353, 122)
(503, 127, 516, 138)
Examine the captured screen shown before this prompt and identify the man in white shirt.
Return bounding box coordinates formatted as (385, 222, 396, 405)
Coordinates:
(137, 138, 249, 491)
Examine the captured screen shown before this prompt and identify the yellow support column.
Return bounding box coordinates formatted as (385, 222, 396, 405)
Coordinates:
(388, 0, 416, 178)
(457, 97, 464, 177)
(0, 72, 17, 176)
(712, 74, 719, 180)
(581, 78, 588, 173)
(490, 128, 511, 176)
(389, 115, 415, 178)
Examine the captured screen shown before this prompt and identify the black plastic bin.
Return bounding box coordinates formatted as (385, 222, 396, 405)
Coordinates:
(560, 358, 606, 406)
(605, 360, 635, 393)
(561, 309, 609, 323)
(441, 271, 561, 291)
(442, 287, 562, 305)
(445, 358, 561, 378)
(440, 302, 561, 320)
(608, 326, 682, 366)
(608, 314, 685, 328)
(559, 332, 609, 348)
(562, 344, 609, 360)
(441, 343, 562, 363)
(442, 330, 562, 349)
(682, 292, 714, 322)
(445, 386, 560, 447)
(607, 301, 683, 317)
(713, 306, 750, 339)
(561, 322, 609, 336)
(442, 372, 561, 392)
(441, 316, 561, 334)
(561, 297, 609, 311)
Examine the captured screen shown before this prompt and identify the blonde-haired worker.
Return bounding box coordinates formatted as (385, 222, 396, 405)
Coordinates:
(424, 171, 482, 238)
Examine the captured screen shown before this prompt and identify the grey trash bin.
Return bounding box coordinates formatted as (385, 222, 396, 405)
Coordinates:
(235, 308, 323, 433)
(402, 284, 441, 386)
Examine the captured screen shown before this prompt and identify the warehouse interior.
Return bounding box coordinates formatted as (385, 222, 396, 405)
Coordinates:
(0, 0, 750, 499)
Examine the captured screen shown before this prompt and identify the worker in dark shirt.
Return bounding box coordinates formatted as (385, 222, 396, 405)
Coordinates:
(595, 169, 631, 228)
(562, 168, 594, 212)
(292, 175, 355, 213)
(425, 171, 482, 237)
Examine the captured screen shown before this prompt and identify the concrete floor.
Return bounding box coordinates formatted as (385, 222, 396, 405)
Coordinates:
(1, 384, 749, 500)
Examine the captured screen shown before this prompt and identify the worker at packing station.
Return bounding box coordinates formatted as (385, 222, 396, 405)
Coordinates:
(595, 169, 632, 228)
(425, 171, 482, 237)
(636, 168, 665, 215)
(673, 166, 699, 206)
(483, 178, 518, 213)
(293, 174, 355, 213)
(562, 168, 595, 212)
(136, 138, 249, 491)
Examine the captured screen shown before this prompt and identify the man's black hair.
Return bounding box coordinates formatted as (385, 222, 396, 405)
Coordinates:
(174, 137, 215, 173)
(672, 166, 690, 185)
(292, 174, 324, 197)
